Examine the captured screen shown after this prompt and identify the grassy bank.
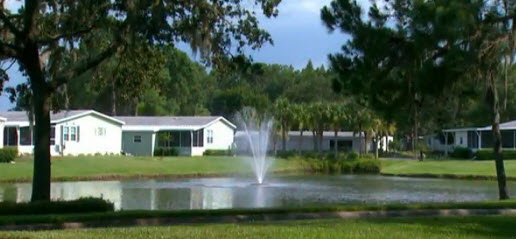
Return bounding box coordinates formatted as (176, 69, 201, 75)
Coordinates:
(0, 200, 514, 226)
(2, 215, 516, 239)
(381, 159, 516, 179)
(0, 156, 304, 182)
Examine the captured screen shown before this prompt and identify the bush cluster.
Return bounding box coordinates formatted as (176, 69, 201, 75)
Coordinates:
(276, 150, 298, 159)
(153, 148, 179, 157)
(0, 147, 18, 163)
(203, 149, 232, 156)
(475, 149, 516, 160)
(0, 197, 114, 216)
(287, 153, 381, 174)
(450, 147, 474, 159)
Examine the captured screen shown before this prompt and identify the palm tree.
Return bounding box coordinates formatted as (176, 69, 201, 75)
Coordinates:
(292, 104, 308, 154)
(329, 103, 347, 156)
(273, 98, 294, 152)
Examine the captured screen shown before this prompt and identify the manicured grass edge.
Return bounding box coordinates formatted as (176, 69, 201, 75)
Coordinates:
(381, 173, 516, 181)
(0, 169, 307, 183)
(1, 200, 516, 227)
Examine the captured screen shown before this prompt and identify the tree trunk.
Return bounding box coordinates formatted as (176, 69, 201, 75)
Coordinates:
(134, 97, 139, 116)
(489, 72, 510, 200)
(318, 130, 324, 155)
(312, 131, 317, 152)
(358, 124, 363, 156)
(63, 84, 70, 110)
(374, 135, 379, 159)
(334, 130, 338, 156)
(111, 81, 117, 116)
(281, 123, 287, 152)
(23, 43, 52, 202)
(30, 79, 52, 202)
(298, 130, 304, 154)
(414, 106, 419, 161)
(363, 131, 368, 155)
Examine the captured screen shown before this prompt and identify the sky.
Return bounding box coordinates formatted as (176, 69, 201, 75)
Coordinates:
(0, 0, 372, 111)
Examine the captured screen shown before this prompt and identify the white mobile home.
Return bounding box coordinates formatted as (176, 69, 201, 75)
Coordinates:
(427, 119, 516, 154)
(235, 131, 392, 153)
(0, 117, 5, 148)
(0, 110, 124, 156)
(116, 116, 236, 156)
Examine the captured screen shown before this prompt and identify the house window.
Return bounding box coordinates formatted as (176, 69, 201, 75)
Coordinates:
(134, 135, 142, 143)
(460, 137, 463, 145)
(63, 126, 79, 142)
(95, 127, 106, 137)
(20, 127, 32, 146)
(207, 130, 213, 144)
(70, 127, 77, 141)
(63, 127, 69, 141)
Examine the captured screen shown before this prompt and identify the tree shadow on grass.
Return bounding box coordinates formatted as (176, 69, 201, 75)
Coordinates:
(209, 215, 516, 238)
(353, 215, 516, 238)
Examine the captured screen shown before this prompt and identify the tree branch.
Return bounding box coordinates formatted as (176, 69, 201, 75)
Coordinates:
(0, 9, 21, 38)
(48, 43, 121, 91)
(0, 40, 19, 58)
(37, 26, 96, 45)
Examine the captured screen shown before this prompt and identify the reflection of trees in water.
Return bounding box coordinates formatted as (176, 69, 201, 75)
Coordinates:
(121, 187, 235, 210)
(0, 184, 18, 202)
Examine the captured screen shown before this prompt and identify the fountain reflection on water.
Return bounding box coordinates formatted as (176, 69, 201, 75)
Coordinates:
(236, 108, 274, 184)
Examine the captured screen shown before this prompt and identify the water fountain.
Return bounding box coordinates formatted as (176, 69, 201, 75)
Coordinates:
(236, 108, 274, 184)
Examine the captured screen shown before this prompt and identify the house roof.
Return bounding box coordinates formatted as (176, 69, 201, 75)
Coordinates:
(443, 120, 516, 132)
(478, 120, 516, 131)
(235, 131, 364, 138)
(0, 110, 124, 126)
(115, 116, 236, 131)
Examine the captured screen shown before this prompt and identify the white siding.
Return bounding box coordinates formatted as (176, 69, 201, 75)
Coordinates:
(121, 131, 154, 156)
(203, 120, 235, 152)
(454, 131, 468, 148)
(0, 120, 3, 148)
(56, 114, 122, 156)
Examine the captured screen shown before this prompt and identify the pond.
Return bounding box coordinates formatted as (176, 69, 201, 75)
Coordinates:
(0, 175, 514, 210)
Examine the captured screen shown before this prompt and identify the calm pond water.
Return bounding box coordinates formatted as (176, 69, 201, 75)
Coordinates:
(0, 175, 514, 210)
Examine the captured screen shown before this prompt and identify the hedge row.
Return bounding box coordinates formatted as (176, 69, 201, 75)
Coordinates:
(287, 154, 381, 174)
(0, 147, 17, 163)
(203, 149, 232, 156)
(0, 197, 114, 216)
(450, 147, 474, 159)
(276, 150, 361, 161)
(475, 149, 516, 161)
(153, 148, 179, 157)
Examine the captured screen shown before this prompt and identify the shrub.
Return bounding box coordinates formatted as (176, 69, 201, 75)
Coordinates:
(295, 156, 381, 175)
(0, 147, 17, 163)
(154, 147, 179, 157)
(301, 151, 320, 159)
(353, 158, 381, 173)
(0, 197, 114, 216)
(450, 147, 474, 159)
(276, 150, 298, 159)
(475, 149, 516, 160)
(346, 152, 359, 160)
(203, 149, 231, 156)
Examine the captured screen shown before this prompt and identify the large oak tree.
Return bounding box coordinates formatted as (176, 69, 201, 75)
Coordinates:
(0, 0, 280, 201)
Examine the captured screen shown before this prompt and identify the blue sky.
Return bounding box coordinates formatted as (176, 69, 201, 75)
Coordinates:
(0, 0, 372, 111)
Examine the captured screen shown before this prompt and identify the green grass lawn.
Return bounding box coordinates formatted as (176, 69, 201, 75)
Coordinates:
(381, 159, 516, 178)
(0, 156, 304, 182)
(2, 215, 515, 239)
